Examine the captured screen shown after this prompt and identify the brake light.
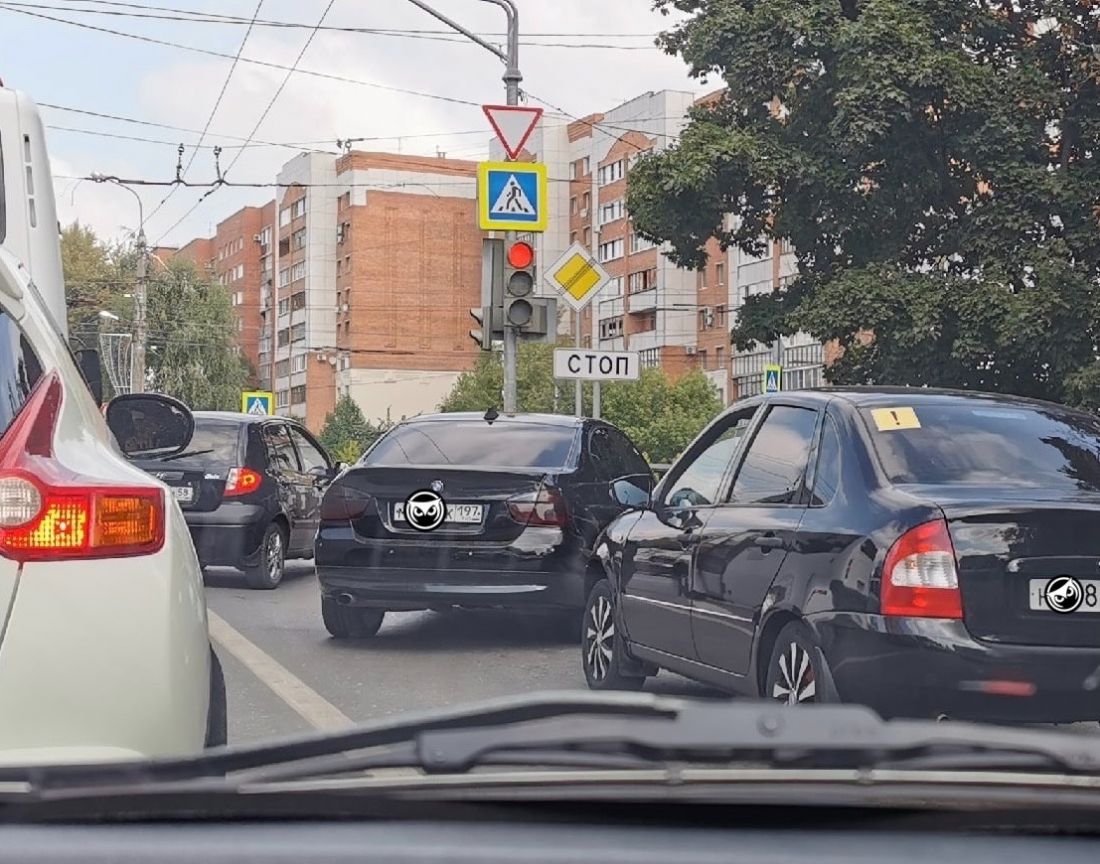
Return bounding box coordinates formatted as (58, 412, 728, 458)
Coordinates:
(319, 484, 372, 521)
(224, 467, 262, 497)
(0, 373, 165, 561)
(507, 487, 566, 527)
(880, 518, 963, 619)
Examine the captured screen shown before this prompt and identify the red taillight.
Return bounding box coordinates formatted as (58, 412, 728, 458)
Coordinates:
(880, 518, 963, 619)
(507, 487, 566, 527)
(319, 485, 372, 521)
(224, 467, 262, 497)
(0, 373, 165, 562)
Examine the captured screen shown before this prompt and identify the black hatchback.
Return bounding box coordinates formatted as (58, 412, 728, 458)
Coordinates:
(314, 412, 654, 639)
(585, 387, 1100, 725)
(128, 411, 341, 589)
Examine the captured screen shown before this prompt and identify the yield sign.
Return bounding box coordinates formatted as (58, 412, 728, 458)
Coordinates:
(482, 104, 543, 160)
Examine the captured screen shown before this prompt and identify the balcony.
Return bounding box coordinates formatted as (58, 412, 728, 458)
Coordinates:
(627, 287, 657, 312)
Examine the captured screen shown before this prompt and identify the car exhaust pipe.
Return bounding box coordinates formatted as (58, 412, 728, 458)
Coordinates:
(336, 592, 354, 606)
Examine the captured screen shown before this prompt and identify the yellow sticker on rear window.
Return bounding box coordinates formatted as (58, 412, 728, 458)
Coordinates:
(871, 407, 921, 431)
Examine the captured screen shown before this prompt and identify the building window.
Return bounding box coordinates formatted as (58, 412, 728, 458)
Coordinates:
(639, 348, 660, 369)
(627, 268, 658, 294)
(291, 385, 307, 404)
(336, 259, 342, 277)
(570, 231, 578, 244)
(291, 291, 306, 311)
(569, 157, 590, 179)
(277, 267, 290, 288)
(780, 237, 795, 254)
(630, 232, 656, 253)
(337, 221, 351, 244)
(276, 390, 289, 408)
(278, 298, 289, 315)
(715, 346, 725, 370)
(291, 261, 306, 282)
(599, 316, 624, 341)
(607, 276, 623, 296)
(716, 262, 726, 286)
(277, 328, 289, 348)
(583, 227, 591, 246)
(279, 207, 291, 228)
(635, 311, 657, 332)
(290, 323, 306, 342)
(291, 354, 307, 373)
(570, 197, 577, 214)
(291, 198, 306, 219)
(582, 192, 590, 213)
(599, 199, 624, 225)
(274, 359, 289, 377)
(292, 228, 306, 250)
(598, 239, 623, 262)
(339, 192, 350, 209)
(597, 160, 624, 186)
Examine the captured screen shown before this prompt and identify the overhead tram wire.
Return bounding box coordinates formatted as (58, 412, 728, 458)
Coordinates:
(154, 0, 337, 246)
(0, 4, 483, 107)
(144, 0, 265, 226)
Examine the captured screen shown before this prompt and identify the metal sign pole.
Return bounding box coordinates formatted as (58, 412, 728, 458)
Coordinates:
(574, 311, 583, 416)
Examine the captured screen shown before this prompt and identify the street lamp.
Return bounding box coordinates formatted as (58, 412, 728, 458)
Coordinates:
(98, 310, 120, 321)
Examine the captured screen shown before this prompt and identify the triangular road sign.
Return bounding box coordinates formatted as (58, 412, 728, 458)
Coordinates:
(483, 104, 542, 160)
(490, 174, 536, 215)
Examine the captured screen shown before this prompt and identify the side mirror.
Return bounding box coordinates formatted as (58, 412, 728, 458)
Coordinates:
(105, 393, 194, 458)
(610, 476, 651, 510)
(75, 349, 104, 406)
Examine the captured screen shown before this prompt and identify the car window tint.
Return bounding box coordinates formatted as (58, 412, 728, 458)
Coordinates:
(811, 415, 842, 506)
(368, 422, 577, 469)
(169, 420, 240, 467)
(0, 308, 43, 438)
(666, 411, 756, 507)
(290, 427, 328, 472)
(731, 405, 818, 505)
(589, 426, 646, 480)
(264, 424, 300, 471)
(862, 403, 1100, 491)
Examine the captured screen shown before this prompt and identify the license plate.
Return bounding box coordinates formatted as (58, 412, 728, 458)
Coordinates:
(171, 486, 194, 503)
(393, 502, 483, 524)
(1028, 579, 1100, 613)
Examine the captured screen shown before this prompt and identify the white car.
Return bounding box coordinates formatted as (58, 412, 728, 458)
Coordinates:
(0, 242, 225, 765)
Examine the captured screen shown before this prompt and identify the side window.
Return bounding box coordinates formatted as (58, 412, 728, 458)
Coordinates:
(290, 427, 329, 472)
(663, 408, 757, 508)
(811, 415, 842, 506)
(264, 424, 300, 472)
(607, 428, 651, 478)
(589, 426, 646, 481)
(730, 405, 819, 506)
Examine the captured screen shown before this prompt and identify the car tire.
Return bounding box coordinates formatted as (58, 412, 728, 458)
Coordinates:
(205, 645, 228, 749)
(764, 621, 832, 706)
(244, 522, 286, 590)
(581, 579, 646, 691)
(321, 597, 385, 639)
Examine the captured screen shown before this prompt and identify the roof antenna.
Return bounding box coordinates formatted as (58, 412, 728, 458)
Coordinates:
(484, 407, 499, 425)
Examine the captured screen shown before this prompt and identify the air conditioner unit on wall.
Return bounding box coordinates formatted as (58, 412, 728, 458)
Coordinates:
(701, 307, 715, 329)
(685, 346, 698, 356)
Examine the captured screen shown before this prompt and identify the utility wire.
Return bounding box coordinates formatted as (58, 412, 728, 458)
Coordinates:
(145, 0, 265, 225)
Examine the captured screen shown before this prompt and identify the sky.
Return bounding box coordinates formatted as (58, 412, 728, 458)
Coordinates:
(0, 0, 700, 248)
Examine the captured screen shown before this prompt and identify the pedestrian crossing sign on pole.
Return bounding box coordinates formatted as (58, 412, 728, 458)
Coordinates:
(477, 161, 548, 232)
(764, 365, 782, 394)
(242, 390, 274, 415)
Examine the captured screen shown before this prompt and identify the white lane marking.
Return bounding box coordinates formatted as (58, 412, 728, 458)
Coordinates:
(207, 609, 353, 731)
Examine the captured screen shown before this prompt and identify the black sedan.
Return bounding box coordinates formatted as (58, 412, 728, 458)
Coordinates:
(584, 387, 1100, 724)
(314, 412, 653, 639)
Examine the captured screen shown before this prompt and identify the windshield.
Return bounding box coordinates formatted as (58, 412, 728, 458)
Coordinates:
(865, 404, 1100, 490)
(10, 0, 1100, 819)
(369, 422, 578, 469)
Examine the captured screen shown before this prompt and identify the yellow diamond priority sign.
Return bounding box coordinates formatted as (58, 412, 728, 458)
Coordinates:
(544, 242, 611, 311)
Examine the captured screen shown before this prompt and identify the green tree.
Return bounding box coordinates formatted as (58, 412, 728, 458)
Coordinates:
(319, 394, 392, 462)
(628, 0, 1100, 404)
(61, 222, 124, 345)
(439, 344, 723, 463)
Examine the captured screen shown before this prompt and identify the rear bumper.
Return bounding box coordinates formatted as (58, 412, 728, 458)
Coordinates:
(183, 502, 269, 567)
(315, 525, 586, 611)
(808, 612, 1100, 723)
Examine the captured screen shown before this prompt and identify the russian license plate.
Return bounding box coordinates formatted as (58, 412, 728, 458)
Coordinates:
(393, 502, 483, 524)
(1028, 579, 1100, 612)
(171, 486, 194, 503)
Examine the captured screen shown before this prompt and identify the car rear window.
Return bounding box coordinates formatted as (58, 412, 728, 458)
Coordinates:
(0, 308, 43, 440)
(171, 419, 242, 467)
(863, 402, 1100, 490)
(368, 421, 578, 469)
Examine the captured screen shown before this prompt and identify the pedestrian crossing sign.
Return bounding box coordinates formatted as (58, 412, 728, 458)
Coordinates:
(242, 390, 274, 415)
(477, 161, 548, 232)
(764, 365, 782, 394)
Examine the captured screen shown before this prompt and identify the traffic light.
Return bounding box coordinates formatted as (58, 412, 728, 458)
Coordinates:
(470, 238, 506, 351)
(503, 240, 536, 330)
(469, 306, 494, 351)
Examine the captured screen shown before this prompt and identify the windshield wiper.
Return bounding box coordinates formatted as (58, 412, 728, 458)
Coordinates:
(156, 448, 215, 462)
(7, 693, 1100, 796)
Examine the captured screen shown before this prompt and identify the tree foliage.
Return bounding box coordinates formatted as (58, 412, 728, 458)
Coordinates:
(319, 394, 393, 463)
(439, 343, 723, 463)
(629, 0, 1100, 404)
(61, 222, 123, 345)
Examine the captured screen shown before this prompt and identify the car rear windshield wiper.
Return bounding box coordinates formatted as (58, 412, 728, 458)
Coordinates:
(7, 693, 1100, 796)
(155, 448, 215, 462)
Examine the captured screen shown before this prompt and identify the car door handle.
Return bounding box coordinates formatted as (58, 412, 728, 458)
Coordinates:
(756, 535, 783, 551)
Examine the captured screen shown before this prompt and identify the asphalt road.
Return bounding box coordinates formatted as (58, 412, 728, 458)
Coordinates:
(206, 563, 1100, 746)
(205, 562, 717, 745)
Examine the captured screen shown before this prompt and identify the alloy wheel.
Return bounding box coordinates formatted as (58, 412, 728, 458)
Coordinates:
(585, 594, 614, 681)
(267, 531, 284, 582)
(772, 640, 816, 704)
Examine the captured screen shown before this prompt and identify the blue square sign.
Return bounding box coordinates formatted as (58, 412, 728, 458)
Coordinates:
(477, 161, 548, 232)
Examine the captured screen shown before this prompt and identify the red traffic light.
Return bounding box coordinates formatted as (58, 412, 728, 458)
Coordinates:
(507, 241, 534, 269)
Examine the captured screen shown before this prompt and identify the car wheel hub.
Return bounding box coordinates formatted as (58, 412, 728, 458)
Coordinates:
(585, 595, 614, 681)
(268, 532, 283, 580)
(773, 641, 816, 705)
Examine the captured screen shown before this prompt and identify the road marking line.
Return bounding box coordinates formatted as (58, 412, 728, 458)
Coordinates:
(207, 609, 353, 731)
